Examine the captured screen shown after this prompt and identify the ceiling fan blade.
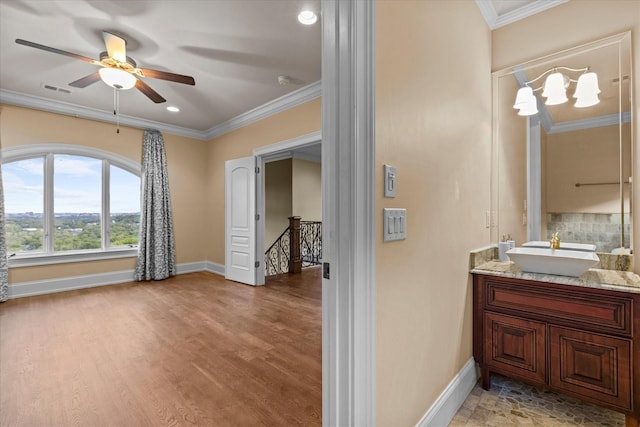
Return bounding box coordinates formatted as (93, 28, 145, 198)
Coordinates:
(135, 78, 166, 103)
(102, 31, 127, 63)
(138, 68, 195, 85)
(69, 72, 102, 88)
(15, 39, 97, 63)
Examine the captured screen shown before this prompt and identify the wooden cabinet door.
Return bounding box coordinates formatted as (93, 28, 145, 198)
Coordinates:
(550, 326, 632, 412)
(484, 312, 546, 385)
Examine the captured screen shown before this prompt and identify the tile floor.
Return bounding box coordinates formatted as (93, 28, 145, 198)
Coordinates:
(449, 374, 625, 426)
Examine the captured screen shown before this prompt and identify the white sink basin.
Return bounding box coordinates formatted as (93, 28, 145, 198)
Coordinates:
(522, 241, 597, 252)
(506, 247, 600, 277)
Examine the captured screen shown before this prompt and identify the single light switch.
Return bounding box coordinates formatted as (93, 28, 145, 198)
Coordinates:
(384, 165, 396, 198)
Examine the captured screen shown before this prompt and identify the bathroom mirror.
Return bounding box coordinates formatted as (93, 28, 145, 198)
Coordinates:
(492, 32, 633, 255)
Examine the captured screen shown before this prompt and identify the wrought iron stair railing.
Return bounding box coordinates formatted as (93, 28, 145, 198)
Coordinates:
(264, 218, 322, 277)
(265, 227, 290, 277)
(301, 221, 322, 267)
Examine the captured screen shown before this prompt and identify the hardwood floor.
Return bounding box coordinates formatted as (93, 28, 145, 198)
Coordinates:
(0, 267, 322, 426)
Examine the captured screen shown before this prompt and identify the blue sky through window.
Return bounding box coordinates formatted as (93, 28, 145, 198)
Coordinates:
(110, 165, 140, 213)
(3, 157, 43, 214)
(3, 155, 140, 214)
(54, 155, 101, 213)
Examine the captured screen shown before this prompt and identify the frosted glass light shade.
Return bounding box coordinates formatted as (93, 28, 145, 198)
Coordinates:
(574, 72, 600, 107)
(514, 86, 538, 115)
(99, 67, 136, 90)
(513, 86, 534, 108)
(517, 97, 538, 116)
(574, 72, 600, 97)
(542, 72, 568, 105)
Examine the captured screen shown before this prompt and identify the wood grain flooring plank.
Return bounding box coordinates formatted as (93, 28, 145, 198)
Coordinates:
(1, 267, 321, 426)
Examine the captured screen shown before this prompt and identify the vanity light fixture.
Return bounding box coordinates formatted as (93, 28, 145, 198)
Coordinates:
(513, 66, 600, 116)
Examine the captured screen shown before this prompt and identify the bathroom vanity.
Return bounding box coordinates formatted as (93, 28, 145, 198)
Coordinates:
(472, 267, 640, 426)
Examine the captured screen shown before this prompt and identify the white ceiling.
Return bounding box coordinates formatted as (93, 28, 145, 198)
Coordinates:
(0, 0, 566, 140)
(0, 0, 321, 137)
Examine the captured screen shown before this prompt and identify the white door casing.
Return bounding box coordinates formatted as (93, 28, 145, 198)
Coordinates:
(254, 131, 322, 286)
(321, 0, 376, 425)
(225, 156, 257, 286)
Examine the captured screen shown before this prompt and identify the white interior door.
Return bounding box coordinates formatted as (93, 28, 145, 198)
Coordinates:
(225, 156, 257, 285)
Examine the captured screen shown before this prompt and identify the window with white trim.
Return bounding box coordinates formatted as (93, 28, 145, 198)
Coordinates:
(2, 144, 141, 265)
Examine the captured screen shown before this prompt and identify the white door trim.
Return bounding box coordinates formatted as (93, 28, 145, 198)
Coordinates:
(321, 0, 376, 425)
(253, 131, 322, 286)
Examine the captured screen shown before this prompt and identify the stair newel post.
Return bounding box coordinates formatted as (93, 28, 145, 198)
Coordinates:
(289, 216, 302, 273)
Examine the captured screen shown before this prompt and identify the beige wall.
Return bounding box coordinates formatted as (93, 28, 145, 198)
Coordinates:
(264, 157, 321, 252)
(205, 98, 321, 264)
(492, 0, 640, 268)
(265, 159, 292, 251)
(0, 104, 208, 283)
(292, 158, 321, 221)
(496, 74, 528, 244)
(1, 97, 320, 282)
(546, 124, 631, 213)
(375, 1, 492, 424)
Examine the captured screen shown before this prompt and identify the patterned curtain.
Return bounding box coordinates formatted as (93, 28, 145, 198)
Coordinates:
(0, 159, 8, 302)
(134, 129, 176, 281)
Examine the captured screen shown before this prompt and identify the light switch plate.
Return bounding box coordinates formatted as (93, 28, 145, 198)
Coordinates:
(383, 208, 406, 242)
(384, 164, 396, 198)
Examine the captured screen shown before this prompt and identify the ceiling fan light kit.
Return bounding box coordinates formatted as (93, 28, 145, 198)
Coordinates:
(98, 67, 136, 90)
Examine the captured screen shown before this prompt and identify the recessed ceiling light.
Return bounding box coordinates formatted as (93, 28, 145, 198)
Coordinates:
(166, 106, 180, 112)
(298, 10, 317, 25)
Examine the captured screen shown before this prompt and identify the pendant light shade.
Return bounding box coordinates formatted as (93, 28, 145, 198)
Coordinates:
(574, 72, 600, 108)
(542, 72, 568, 105)
(514, 86, 538, 116)
(513, 86, 533, 108)
(99, 67, 136, 90)
(517, 97, 538, 116)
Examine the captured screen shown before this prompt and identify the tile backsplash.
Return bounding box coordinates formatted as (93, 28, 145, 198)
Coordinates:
(546, 212, 630, 253)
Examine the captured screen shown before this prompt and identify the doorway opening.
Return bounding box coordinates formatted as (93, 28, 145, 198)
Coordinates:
(255, 132, 322, 286)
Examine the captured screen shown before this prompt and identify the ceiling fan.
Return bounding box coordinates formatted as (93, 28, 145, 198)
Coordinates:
(15, 31, 195, 104)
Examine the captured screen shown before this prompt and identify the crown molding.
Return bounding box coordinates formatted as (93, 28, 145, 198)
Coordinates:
(204, 81, 321, 140)
(0, 89, 207, 140)
(1, 81, 322, 142)
(475, 0, 568, 30)
(548, 111, 632, 134)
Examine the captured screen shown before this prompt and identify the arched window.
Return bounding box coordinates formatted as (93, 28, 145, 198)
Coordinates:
(2, 144, 140, 266)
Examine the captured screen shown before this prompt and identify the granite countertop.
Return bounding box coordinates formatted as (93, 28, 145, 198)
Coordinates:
(472, 260, 640, 295)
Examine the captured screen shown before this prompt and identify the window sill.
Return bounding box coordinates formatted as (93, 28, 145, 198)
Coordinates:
(8, 248, 138, 268)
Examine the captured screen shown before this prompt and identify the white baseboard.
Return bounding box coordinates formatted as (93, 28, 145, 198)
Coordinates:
(7, 260, 226, 299)
(204, 261, 225, 276)
(8, 269, 136, 299)
(415, 357, 479, 427)
(175, 261, 207, 274)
